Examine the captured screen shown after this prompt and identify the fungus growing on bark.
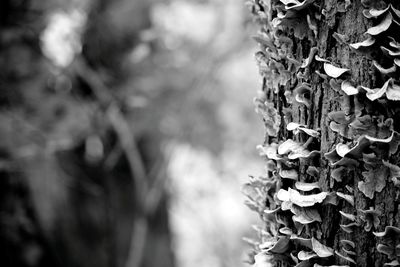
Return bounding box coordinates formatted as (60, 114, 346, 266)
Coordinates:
(277, 188, 328, 207)
(374, 226, 400, 263)
(333, 32, 349, 44)
(279, 168, 299, 180)
(329, 78, 342, 92)
(340, 81, 359, 95)
(311, 237, 334, 257)
(324, 136, 370, 168)
(295, 181, 320, 191)
(358, 153, 390, 199)
(323, 63, 350, 78)
(373, 60, 396, 75)
(287, 122, 320, 137)
(383, 160, 400, 186)
(361, 78, 393, 101)
(340, 222, 359, 233)
(349, 36, 375, 50)
(315, 55, 330, 63)
(335, 137, 370, 158)
(331, 166, 354, 182)
(324, 148, 360, 168)
(292, 206, 322, 224)
(327, 111, 356, 139)
(254, 100, 281, 135)
(336, 192, 354, 206)
(301, 47, 318, 68)
(278, 139, 319, 159)
(261, 236, 291, 254)
(293, 83, 312, 107)
(340, 240, 355, 250)
(248, 1, 400, 265)
(269, 0, 319, 39)
(277, 226, 292, 235)
(265, 159, 277, 173)
(363, 4, 390, 18)
(339, 211, 356, 221)
(358, 207, 380, 231)
(257, 143, 282, 160)
(381, 46, 400, 56)
(242, 183, 266, 206)
(306, 166, 319, 177)
(366, 12, 393, 35)
(264, 207, 280, 217)
(335, 251, 356, 264)
(298, 250, 317, 261)
(350, 115, 393, 140)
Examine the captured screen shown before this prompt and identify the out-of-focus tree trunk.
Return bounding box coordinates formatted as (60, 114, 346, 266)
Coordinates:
(247, 0, 400, 266)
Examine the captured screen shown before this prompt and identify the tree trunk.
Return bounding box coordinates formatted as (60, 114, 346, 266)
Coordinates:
(247, 0, 400, 266)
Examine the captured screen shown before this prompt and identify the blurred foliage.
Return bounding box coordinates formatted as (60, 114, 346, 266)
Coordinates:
(0, 0, 262, 267)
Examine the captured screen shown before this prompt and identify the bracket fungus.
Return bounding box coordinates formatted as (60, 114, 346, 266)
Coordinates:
(261, 236, 291, 254)
(270, 0, 320, 39)
(331, 166, 354, 182)
(311, 237, 334, 257)
(278, 139, 319, 160)
(323, 63, 350, 78)
(340, 80, 359, 95)
(381, 46, 400, 57)
(363, 4, 391, 18)
(324, 136, 370, 168)
(327, 111, 355, 139)
(292, 206, 322, 224)
(294, 83, 313, 107)
(301, 47, 318, 68)
(295, 181, 320, 191)
(358, 153, 390, 199)
(349, 36, 375, 50)
(383, 160, 400, 185)
(248, 0, 400, 265)
(279, 168, 299, 180)
(340, 240, 355, 250)
(336, 192, 354, 206)
(277, 188, 328, 208)
(339, 211, 356, 222)
(366, 12, 393, 35)
(287, 122, 320, 138)
(361, 78, 397, 101)
(340, 222, 359, 233)
(298, 250, 317, 261)
(324, 148, 359, 168)
(257, 143, 282, 160)
(358, 207, 380, 231)
(335, 251, 356, 265)
(373, 60, 397, 75)
(335, 137, 370, 158)
(374, 226, 400, 262)
(254, 100, 281, 135)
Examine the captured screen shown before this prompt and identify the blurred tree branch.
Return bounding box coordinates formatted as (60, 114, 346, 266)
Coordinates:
(71, 56, 167, 267)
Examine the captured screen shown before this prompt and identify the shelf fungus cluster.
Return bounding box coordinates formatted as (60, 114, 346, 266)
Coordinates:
(245, 0, 400, 266)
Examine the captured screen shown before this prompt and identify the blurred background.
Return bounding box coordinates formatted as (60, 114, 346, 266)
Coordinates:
(0, 0, 264, 267)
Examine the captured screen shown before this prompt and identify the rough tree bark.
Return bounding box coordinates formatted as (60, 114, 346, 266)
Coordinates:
(246, 0, 400, 266)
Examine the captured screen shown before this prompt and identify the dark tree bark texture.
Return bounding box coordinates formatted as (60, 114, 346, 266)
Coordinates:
(246, 0, 400, 266)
